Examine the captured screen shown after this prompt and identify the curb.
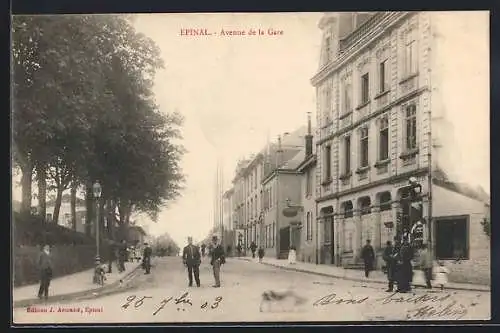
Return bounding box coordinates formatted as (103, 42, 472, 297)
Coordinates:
(13, 264, 142, 309)
(237, 258, 490, 293)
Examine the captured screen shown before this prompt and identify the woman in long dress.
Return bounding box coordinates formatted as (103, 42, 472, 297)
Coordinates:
(288, 246, 297, 265)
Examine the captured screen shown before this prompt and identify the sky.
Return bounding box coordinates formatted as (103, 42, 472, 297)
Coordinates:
(11, 12, 490, 247)
(128, 13, 323, 244)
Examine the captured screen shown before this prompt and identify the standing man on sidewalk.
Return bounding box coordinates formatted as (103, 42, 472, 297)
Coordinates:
(361, 239, 375, 278)
(37, 244, 53, 301)
(383, 241, 396, 292)
(250, 241, 257, 259)
(118, 240, 128, 273)
(183, 237, 201, 287)
(142, 242, 152, 275)
(210, 235, 225, 288)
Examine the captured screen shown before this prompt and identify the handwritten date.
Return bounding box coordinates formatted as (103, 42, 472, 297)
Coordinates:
(121, 292, 223, 316)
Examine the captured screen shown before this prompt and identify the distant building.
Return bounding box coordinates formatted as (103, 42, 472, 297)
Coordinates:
(46, 194, 86, 233)
(127, 225, 147, 245)
(232, 126, 306, 252)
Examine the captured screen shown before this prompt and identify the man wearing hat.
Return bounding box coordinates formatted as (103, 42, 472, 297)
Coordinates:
(210, 235, 225, 288)
(183, 236, 201, 287)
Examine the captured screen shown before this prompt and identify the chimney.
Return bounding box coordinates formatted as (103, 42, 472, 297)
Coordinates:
(305, 112, 313, 156)
(276, 135, 283, 168)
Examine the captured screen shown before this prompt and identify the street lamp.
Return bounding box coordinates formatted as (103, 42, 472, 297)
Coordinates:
(400, 177, 423, 245)
(93, 181, 102, 265)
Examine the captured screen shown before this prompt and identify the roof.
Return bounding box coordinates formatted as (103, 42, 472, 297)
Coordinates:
(432, 168, 490, 205)
(296, 154, 317, 172)
(128, 225, 147, 236)
(281, 148, 306, 170)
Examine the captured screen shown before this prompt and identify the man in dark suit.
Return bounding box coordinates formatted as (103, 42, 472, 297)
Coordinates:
(142, 242, 152, 274)
(210, 235, 225, 288)
(37, 244, 53, 300)
(183, 237, 201, 287)
(361, 239, 375, 278)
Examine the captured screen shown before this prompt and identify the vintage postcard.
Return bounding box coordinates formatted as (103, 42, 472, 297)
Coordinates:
(11, 11, 490, 324)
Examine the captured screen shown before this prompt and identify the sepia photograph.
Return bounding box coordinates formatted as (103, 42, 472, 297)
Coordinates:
(11, 11, 490, 324)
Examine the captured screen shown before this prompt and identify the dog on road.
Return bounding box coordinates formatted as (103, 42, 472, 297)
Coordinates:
(259, 289, 308, 313)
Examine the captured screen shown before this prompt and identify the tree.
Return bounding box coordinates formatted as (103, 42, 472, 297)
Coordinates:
(12, 15, 185, 237)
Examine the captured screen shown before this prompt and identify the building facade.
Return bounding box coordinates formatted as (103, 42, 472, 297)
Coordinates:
(295, 115, 318, 264)
(311, 11, 490, 283)
(230, 127, 307, 253)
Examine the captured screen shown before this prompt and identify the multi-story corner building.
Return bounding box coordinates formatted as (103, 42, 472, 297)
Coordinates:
(311, 12, 489, 283)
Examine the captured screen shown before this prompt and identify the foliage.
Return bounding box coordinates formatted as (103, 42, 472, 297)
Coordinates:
(481, 218, 490, 238)
(12, 15, 185, 227)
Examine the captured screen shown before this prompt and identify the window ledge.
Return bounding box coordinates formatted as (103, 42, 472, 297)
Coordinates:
(339, 172, 352, 180)
(355, 166, 370, 174)
(320, 120, 334, 129)
(355, 100, 371, 111)
(399, 72, 419, 85)
(374, 159, 390, 168)
(339, 110, 353, 119)
(321, 178, 333, 186)
(399, 148, 419, 160)
(374, 90, 390, 100)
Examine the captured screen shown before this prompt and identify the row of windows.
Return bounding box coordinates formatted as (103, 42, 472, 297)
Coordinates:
(264, 222, 276, 248)
(339, 192, 392, 218)
(322, 103, 417, 181)
(322, 28, 418, 121)
(243, 222, 278, 249)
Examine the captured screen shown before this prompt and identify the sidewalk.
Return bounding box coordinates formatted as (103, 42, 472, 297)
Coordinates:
(236, 257, 490, 292)
(13, 261, 141, 307)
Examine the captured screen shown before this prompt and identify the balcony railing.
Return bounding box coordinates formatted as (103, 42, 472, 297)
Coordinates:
(339, 13, 386, 53)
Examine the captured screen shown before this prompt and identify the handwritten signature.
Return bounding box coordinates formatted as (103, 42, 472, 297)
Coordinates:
(313, 293, 369, 306)
(406, 300, 468, 320)
(376, 292, 452, 305)
(121, 292, 223, 316)
(313, 291, 470, 320)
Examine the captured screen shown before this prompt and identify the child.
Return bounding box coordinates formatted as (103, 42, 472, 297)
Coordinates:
(258, 247, 265, 263)
(434, 261, 449, 291)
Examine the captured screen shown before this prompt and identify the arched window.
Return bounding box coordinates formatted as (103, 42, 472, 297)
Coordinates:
(379, 192, 392, 211)
(359, 197, 371, 215)
(343, 201, 354, 218)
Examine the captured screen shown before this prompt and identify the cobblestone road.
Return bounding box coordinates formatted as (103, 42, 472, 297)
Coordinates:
(13, 257, 490, 324)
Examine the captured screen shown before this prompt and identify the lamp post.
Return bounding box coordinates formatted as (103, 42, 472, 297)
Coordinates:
(93, 181, 102, 264)
(400, 177, 422, 245)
